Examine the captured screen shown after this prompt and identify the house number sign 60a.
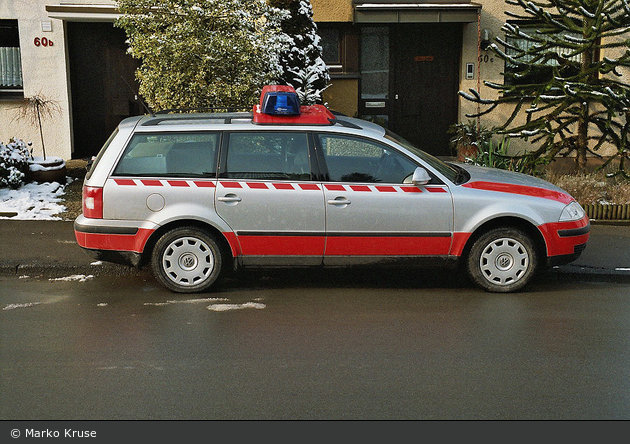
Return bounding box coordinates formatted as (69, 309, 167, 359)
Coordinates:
(34, 37, 54, 47)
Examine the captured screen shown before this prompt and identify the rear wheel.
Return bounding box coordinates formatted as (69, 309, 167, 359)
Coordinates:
(151, 227, 223, 293)
(467, 227, 538, 293)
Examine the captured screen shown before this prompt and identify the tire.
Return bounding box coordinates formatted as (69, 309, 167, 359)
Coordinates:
(467, 227, 538, 293)
(151, 227, 223, 293)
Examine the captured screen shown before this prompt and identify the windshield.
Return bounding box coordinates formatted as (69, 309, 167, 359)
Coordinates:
(384, 130, 462, 184)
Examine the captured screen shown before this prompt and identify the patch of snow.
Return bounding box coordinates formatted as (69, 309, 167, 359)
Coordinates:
(49, 274, 94, 282)
(207, 302, 266, 312)
(144, 297, 229, 306)
(3, 302, 42, 311)
(90, 261, 103, 266)
(97, 303, 108, 307)
(0, 180, 67, 220)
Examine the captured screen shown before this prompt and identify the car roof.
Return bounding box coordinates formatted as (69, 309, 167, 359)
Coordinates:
(120, 111, 387, 139)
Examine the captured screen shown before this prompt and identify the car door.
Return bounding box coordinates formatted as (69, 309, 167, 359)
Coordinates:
(316, 133, 454, 265)
(215, 131, 326, 265)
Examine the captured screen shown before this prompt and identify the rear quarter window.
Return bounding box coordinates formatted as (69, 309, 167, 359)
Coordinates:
(113, 132, 219, 177)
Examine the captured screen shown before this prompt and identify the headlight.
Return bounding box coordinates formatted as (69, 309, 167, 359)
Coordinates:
(559, 201, 585, 221)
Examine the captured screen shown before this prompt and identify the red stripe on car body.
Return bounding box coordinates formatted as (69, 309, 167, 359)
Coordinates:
(325, 236, 451, 256)
(463, 181, 573, 204)
(194, 181, 216, 188)
(114, 179, 136, 186)
(273, 183, 294, 190)
(401, 186, 422, 193)
(141, 179, 162, 187)
(238, 235, 325, 256)
(299, 183, 320, 190)
(325, 184, 346, 191)
(167, 180, 189, 187)
(375, 186, 396, 192)
(247, 182, 268, 189)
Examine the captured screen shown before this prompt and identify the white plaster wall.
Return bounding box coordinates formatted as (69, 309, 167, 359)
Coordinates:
(0, 0, 72, 159)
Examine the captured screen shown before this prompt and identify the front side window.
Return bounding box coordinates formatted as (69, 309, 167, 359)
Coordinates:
(224, 132, 311, 180)
(318, 134, 417, 184)
(0, 20, 23, 92)
(114, 132, 218, 177)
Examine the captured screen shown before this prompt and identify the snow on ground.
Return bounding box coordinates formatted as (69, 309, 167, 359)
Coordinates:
(207, 302, 266, 311)
(0, 180, 68, 220)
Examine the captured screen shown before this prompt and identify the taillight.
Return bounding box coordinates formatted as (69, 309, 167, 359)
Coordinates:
(82, 186, 103, 219)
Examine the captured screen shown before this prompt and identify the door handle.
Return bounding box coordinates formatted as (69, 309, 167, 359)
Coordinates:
(218, 195, 242, 203)
(327, 198, 351, 206)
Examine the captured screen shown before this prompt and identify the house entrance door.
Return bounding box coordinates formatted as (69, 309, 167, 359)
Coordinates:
(390, 24, 462, 157)
(359, 24, 462, 157)
(67, 22, 141, 159)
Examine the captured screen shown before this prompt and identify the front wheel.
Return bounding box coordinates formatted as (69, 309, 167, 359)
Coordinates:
(467, 227, 538, 293)
(151, 227, 223, 293)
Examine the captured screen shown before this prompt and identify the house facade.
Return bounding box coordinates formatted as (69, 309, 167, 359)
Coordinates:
(0, 0, 624, 160)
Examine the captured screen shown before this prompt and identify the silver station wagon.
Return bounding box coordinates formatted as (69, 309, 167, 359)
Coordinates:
(75, 85, 590, 293)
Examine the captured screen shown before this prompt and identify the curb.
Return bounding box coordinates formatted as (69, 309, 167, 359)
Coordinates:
(0, 262, 146, 278)
(546, 265, 630, 284)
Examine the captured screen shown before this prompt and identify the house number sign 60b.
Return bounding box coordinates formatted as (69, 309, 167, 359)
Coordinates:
(34, 37, 54, 47)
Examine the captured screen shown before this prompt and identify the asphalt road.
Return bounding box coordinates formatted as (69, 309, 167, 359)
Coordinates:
(1, 270, 629, 420)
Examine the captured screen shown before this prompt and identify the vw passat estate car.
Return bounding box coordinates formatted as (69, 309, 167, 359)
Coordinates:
(75, 85, 589, 293)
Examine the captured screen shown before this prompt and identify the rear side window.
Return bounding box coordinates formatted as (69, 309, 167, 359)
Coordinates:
(223, 132, 311, 180)
(113, 132, 218, 177)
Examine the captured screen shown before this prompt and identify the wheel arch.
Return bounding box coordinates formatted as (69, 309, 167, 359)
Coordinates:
(461, 216, 547, 263)
(139, 219, 235, 269)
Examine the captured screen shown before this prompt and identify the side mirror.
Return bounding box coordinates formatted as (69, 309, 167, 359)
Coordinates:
(411, 167, 431, 186)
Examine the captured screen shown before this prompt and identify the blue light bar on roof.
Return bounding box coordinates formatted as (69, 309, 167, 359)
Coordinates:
(260, 85, 301, 116)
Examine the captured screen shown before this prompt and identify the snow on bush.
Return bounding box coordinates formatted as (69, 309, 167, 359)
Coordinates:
(0, 138, 32, 189)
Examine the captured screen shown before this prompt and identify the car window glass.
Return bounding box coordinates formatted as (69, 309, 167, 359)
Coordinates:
(318, 134, 417, 184)
(113, 132, 218, 177)
(225, 132, 311, 180)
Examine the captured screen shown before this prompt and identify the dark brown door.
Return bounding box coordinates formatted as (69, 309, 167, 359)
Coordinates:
(67, 22, 142, 159)
(390, 24, 462, 157)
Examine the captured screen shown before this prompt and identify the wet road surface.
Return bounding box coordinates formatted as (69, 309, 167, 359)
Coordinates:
(1, 269, 629, 420)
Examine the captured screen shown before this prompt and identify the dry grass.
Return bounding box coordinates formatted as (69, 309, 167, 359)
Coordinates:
(543, 170, 630, 205)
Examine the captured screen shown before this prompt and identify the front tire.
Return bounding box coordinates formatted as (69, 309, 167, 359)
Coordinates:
(467, 227, 538, 293)
(151, 227, 223, 293)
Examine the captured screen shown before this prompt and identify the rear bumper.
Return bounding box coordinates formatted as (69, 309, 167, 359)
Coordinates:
(74, 215, 157, 265)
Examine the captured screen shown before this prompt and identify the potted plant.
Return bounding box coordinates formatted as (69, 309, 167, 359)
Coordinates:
(13, 95, 66, 183)
(448, 120, 493, 162)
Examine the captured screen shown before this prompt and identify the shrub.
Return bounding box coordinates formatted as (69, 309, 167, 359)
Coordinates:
(0, 138, 32, 189)
(466, 138, 542, 176)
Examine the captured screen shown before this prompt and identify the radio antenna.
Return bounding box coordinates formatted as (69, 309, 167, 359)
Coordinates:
(120, 76, 154, 117)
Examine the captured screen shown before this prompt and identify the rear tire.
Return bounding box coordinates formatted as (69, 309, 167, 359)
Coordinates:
(151, 227, 223, 293)
(467, 227, 538, 293)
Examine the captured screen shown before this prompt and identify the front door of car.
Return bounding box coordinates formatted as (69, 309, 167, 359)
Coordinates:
(215, 131, 325, 265)
(316, 133, 454, 265)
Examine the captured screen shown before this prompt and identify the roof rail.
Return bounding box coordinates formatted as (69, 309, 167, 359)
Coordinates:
(155, 106, 251, 114)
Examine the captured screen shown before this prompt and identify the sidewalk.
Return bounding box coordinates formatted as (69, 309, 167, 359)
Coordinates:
(0, 220, 628, 283)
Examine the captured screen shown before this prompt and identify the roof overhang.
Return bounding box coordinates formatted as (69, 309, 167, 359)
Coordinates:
(354, 1, 481, 23)
(45, 4, 120, 22)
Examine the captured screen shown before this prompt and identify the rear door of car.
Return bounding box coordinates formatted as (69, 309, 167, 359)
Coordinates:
(215, 131, 326, 265)
(315, 133, 454, 265)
